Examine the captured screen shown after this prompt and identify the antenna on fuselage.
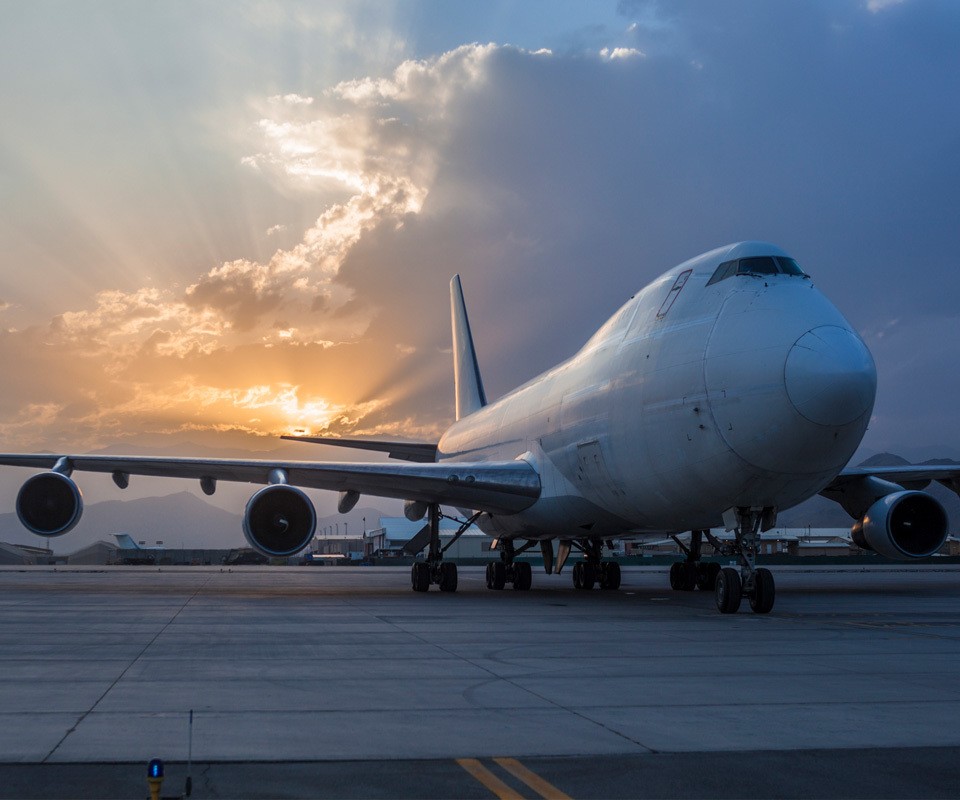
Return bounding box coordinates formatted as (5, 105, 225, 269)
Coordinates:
(450, 275, 488, 421)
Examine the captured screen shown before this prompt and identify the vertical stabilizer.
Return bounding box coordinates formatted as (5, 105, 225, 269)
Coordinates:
(114, 534, 139, 549)
(450, 275, 488, 421)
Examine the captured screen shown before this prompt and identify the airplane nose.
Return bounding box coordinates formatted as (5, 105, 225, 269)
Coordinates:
(784, 326, 876, 427)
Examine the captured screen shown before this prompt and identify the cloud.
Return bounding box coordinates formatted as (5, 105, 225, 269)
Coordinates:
(600, 46, 645, 60)
(2, 5, 960, 464)
(866, 0, 908, 12)
(0, 44, 541, 450)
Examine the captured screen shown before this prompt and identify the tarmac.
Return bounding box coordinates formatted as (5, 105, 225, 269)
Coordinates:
(1, 564, 959, 798)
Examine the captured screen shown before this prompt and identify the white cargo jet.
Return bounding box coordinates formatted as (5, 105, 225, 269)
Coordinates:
(2, 242, 958, 613)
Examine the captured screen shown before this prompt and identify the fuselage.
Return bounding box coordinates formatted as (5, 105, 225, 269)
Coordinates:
(437, 242, 877, 540)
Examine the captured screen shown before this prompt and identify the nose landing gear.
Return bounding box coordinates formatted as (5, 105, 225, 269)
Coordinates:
(714, 507, 777, 614)
(667, 515, 776, 614)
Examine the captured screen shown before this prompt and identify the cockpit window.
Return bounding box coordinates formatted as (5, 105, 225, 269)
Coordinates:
(776, 256, 806, 276)
(737, 256, 779, 275)
(705, 260, 737, 286)
(706, 255, 809, 286)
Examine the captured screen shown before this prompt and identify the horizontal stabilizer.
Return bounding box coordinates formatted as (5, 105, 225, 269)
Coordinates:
(281, 435, 437, 463)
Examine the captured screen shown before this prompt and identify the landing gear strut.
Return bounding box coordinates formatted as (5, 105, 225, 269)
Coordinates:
(713, 507, 776, 615)
(567, 538, 621, 591)
(485, 538, 533, 591)
(668, 530, 719, 592)
(410, 506, 481, 593)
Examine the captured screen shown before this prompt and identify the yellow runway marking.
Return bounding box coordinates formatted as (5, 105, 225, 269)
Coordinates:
(457, 758, 525, 800)
(494, 757, 573, 800)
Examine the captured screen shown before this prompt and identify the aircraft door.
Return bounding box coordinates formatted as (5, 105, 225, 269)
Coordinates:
(574, 439, 628, 513)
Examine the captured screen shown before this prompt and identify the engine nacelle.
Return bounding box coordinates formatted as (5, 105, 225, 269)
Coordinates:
(243, 484, 316, 557)
(16, 472, 84, 537)
(851, 490, 948, 560)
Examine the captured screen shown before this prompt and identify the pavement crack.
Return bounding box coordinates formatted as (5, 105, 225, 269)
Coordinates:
(41, 574, 213, 763)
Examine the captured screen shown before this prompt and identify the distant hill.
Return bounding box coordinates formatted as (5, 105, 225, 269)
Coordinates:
(857, 452, 911, 467)
(0, 492, 244, 554)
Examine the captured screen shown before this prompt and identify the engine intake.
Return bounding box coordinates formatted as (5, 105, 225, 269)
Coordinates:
(243, 484, 316, 557)
(851, 490, 948, 560)
(17, 472, 84, 536)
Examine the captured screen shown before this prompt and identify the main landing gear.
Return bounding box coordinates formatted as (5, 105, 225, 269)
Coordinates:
(410, 506, 481, 593)
(667, 530, 720, 593)
(565, 538, 621, 591)
(485, 538, 533, 591)
(668, 514, 776, 614)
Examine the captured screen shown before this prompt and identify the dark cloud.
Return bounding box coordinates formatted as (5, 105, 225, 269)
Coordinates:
(330, 8, 960, 455)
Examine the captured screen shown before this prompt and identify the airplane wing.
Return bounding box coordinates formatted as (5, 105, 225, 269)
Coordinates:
(820, 464, 960, 520)
(280, 435, 438, 463)
(826, 465, 960, 492)
(0, 454, 540, 515)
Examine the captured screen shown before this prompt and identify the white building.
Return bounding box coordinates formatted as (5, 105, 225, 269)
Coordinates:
(363, 516, 492, 559)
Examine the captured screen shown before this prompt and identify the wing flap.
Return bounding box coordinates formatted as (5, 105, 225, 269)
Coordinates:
(0, 454, 540, 515)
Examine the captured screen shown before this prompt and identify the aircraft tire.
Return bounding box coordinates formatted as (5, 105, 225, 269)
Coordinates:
(485, 562, 494, 589)
(679, 563, 698, 591)
(748, 568, 775, 614)
(411, 562, 430, 593)
(582, 563, 597, 590)
(715, 567, 742, 614)
(491, 561, 507, 590)
(513, 562, 532, 591)
(696, 562, 720, 591)
(573, 561, 583, 590)
(669, 562, 682, 590)
(600, 562, 621, 590)
(439, 562, 458, 593)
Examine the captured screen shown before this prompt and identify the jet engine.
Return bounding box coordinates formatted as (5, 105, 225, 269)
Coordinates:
(242, 484, 316, 557)
(851, 490, 948, 560)
(16, 472, 84, 537)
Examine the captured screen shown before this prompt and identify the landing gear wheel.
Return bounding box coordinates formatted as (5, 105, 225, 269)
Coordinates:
(696, 562, 720, 591)
(681, 563, 698, 591)
(715, 567, 742, 613)
(669, 561, 682, 590)
(513, 562, 532, 591)
(438, 562, 458, 593)
(490, 561, 506, 590)
(411, 562, 430, 593)
(573, 561, 596, 590)
(749, 567, 775, 614)
(600, 562, 621, 590)
(572, 561, 591, 590)
(573, 561, 585, 590)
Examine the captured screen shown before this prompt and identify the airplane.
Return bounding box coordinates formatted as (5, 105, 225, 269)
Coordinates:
(2, 241, 958, 614)
(114, 534, 165, 550)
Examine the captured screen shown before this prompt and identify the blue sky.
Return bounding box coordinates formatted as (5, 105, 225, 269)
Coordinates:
(0, 0, 958, 470)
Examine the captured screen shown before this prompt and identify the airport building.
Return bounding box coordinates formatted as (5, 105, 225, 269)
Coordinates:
(363, 516, 492, 559)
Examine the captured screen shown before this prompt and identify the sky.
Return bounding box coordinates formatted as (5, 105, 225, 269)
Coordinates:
(1, 0, 959, 486)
